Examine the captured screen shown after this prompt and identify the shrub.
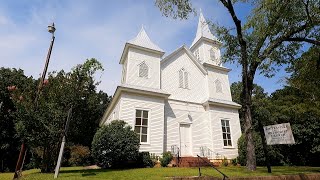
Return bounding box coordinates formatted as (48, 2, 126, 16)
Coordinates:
(150, 153, 159, 166)
(135, 152, 155, 168)
(231, 158, 238, 166)
(238, 133, 285, 166)
(91, 120, 140, 168)
(160, 151, 173, 167)
(69, 145, 91, 166)
(221, 157, 228, 166)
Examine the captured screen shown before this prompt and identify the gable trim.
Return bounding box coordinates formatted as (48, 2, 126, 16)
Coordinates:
(203, 62, 231, 72)
(161, 45, 208, 75)
(203, 98, 241, 109)
(119, 43, 165, 64)
(99, 85, 170, 126)
(190, 37, 222, 51)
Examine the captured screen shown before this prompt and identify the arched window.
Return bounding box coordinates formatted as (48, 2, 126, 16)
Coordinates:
(139, 61, 148, 78)
(215, 79, 223, 93)
(179, 68, 189, 89)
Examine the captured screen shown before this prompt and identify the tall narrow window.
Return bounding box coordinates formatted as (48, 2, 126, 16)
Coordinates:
(210, 48, 216, 61)
(184, 71, 188, 89)
(134, 110, 149, 143)
(179, 70, 184, 88)
(179, 68, 189, 89)
(194, 49, 200, 61)
(215, 80, 222, 93)
(221, 120, 232, 146)
(139, 61, 148, 78)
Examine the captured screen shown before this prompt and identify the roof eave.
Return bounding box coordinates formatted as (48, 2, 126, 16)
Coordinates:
(190, 37, 223, 51)
(203, 100, 241, 109)
(203, 63, 231, 72)
(119, 43, 165, 64)
(99, 87, 121, 126)
(99, 86, 170, 126)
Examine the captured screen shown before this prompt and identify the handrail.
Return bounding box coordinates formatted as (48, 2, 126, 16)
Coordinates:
(200, 146, 224, 160)
(171, 145, 180, 166)
(197, 155, 229, 180)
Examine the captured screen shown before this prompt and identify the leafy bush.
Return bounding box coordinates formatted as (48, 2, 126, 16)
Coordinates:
(160, 151, 173, 167)
(231, 158, 238, 166)
(238, 133, 285, 166)
(69, 145, 91, 166)
(150, 153, 159, 166)
(91, 120, 140, 168)
(221, 157, 228, 166)
(135, 152, 155, 168)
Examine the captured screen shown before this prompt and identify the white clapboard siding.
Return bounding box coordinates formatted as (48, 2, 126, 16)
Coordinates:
(119, 92, 165, 155)
(209, 106, 241, 159)
(207, 68, 232, 101)
(121, 58, 128, 84)
(161, 51, 208, 104)
(200, 41, 221, 65)
(165, 100, 212, 156)
(125, 47, 161, 89)
(105, 98, 122, 124)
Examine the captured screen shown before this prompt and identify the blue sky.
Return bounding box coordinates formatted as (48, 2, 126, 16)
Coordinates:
(0, 0, 289, 95)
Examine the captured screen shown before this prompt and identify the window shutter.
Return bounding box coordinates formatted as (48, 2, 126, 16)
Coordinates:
(179, 70, 183, 88)
(210, 49, 216, 61)
(184, 71, 188, 89)
(139, 62, 148, 78)
(216, 80, 222, 93)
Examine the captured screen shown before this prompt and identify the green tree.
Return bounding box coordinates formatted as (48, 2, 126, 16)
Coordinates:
(0, 68, 32, 171)
(91, 120, 140, 168)
(156, 0, 320, 170)
(287, 46, 320, 101)
(267, 47, 320, 166)
(10, 58, 110, 172)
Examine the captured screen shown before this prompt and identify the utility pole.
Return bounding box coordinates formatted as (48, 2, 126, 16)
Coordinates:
(54, 107, 72, 179)
(13, 22, 56, 180)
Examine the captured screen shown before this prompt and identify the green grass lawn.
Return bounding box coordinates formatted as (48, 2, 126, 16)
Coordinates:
(1, 166, 319, 180)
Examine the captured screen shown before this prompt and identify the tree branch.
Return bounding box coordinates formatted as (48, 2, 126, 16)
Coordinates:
(286, 37, 320, 46)
(220, 0, 248, 63)
(259, 24, 308, 60)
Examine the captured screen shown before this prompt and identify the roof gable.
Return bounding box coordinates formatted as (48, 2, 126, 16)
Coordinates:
(161, 45, 207, 75)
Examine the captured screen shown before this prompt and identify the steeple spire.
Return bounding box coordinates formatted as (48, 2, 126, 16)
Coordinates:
(128, 26, 164, 52)
(191, 10, 218, 47)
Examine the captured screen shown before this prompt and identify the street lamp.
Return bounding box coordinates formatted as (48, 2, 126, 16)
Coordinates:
(34, 22, 56, 106)
(48, 22, 56, 34)
(13, 22, 56, 180)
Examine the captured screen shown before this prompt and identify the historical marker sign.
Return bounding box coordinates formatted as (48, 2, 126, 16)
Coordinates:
(263, 123, 295, 145)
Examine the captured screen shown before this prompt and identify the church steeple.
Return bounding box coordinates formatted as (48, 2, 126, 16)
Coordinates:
(191, 10, 218, 48)
(128, 26, 164, 52)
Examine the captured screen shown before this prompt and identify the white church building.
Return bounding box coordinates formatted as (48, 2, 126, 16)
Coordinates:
(100, 12, 242, 160)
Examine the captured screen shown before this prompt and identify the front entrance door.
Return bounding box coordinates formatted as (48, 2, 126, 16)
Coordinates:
(180, 124, 192, 156)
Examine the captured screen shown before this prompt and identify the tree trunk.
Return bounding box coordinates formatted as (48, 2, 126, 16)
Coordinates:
(242, 72, 256, 171)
